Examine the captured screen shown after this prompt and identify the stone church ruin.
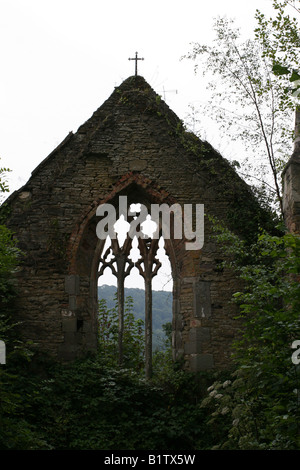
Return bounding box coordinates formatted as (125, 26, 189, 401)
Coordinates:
(3, 74, 277, 374)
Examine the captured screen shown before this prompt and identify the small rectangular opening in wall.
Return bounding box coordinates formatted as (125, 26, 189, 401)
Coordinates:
(77, 319, 84, 331)
(193, 280, 211, 318)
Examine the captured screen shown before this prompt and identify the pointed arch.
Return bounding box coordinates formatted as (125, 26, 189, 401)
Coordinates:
(65, 173, 187, 371)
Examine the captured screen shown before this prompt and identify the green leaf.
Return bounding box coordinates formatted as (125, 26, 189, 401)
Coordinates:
(290, 70, 300, 82)
(272, 64, 290, 76)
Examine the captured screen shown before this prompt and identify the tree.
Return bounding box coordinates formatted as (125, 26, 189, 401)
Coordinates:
(0, 165, 20, 337)
(183, 3, 300, 217)
(98, 294, 145, 371)
(0, 167, 46, 450)
(0, 165, 11, 202)
(255, 0, 300, 102)
(200, 217, 300, 449)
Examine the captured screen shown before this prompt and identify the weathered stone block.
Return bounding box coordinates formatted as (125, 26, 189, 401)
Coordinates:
(62, 318, 77, 332)
(184, 327, 211, 354)
(189, 326, 211, 343)
(129, 159, 147, 171)
(65, 275, 80, 295)
(190, 354, 214, 371)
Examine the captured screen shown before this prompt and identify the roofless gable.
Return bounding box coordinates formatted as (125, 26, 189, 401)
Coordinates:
(3, 75, 274, 371)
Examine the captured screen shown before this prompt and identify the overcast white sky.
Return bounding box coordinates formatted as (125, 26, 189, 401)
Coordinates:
(0, 0, 276, 194)
(0, 0, 275, 290)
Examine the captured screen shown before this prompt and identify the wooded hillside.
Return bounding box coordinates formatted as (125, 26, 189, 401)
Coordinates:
(98, 285, 172, 350)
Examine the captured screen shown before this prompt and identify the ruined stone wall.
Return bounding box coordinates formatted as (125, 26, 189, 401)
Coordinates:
(283, 109, 300, 234)
(4, 76, 269, 371)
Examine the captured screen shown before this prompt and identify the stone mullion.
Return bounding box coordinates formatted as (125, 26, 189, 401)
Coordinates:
(135, 238, 161, 379)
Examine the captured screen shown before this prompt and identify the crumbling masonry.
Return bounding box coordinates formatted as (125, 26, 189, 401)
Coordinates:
(4, 76, 276, 371)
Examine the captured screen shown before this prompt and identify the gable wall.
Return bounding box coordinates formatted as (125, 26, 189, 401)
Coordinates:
(5, 76, 265, 370)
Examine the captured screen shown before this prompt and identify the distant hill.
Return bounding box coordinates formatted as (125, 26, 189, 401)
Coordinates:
(98, 285, 172, 349)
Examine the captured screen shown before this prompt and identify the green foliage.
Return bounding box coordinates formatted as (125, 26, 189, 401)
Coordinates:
(98, 294, 145, 372)
(3, 222, 299, 449)
(183, 7, 300, 215)
(0, 166, 11, 198)
(0, 170, 45, 450)
(0, 225, 23, 353)
(0, 354, 218, 450)
(152, 322, 174, 381)
(0, 170, 22, 341)
(0, 363, 49, 450)
(0, 225, 20, 312)
(0, 224, 20, 275)
(200, 219, 300, 449)
(0, 282, 218, 451)
(255, 0, 300, 106)
(98, 285, 173, 350)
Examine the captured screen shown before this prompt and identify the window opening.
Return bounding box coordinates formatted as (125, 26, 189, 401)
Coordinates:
(97, 203, 172, 379)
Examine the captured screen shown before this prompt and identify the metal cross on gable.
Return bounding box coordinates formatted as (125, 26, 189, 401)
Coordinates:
(128, 51, 144, 76)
